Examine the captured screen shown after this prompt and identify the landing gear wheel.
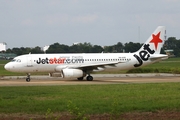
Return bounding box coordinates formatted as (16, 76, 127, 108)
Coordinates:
(86, 76, 93, 81)
(26, 73, 31, 82)
(77, 77, 84, 80)
(26, 77, 30, 82)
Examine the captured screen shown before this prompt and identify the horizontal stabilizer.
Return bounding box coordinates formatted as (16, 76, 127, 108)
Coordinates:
(149, 54, 168, 61)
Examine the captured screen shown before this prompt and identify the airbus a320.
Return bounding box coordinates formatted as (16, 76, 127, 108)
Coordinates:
(4, 26, 168, 82)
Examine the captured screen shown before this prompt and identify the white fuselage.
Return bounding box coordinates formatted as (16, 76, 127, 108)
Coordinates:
(4, 53, 156, 73)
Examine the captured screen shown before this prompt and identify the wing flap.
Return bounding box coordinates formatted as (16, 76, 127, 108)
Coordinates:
(67, 61, 126, 71)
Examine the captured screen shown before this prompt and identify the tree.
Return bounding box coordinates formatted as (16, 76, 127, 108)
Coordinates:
(46, 43, 70, 53)
(165, 37, 180, 57)
(113, 42, 124, 53)
(6, 48, 13, 53)
(5, 37, 180, 56)
(124, 42, 141, 53)
(11, 48, 22, 55)
(92, 45, 104, 53)
(104, 45, 113, 53)
(103, 42, 124, 53)
(31, 46, 44, 54)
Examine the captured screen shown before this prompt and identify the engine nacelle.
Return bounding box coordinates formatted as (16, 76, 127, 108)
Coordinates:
(61, 69, 83, 78)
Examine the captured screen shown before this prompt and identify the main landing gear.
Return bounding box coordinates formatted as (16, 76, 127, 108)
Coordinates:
(86, 75, 93, 81)
(77, 74, 93, 81)
(26, 73, 31, 82)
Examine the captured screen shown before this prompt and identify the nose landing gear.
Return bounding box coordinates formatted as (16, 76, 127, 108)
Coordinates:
(26, 73, 31, 82)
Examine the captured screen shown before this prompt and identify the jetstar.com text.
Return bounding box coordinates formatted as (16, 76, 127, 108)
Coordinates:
(36, 57, 84, 64)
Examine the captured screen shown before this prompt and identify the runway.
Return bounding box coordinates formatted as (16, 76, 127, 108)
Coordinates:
(0, 74, 180, 86)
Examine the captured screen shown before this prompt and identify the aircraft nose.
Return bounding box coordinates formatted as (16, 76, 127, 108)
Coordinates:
(4, 63, 11, 71)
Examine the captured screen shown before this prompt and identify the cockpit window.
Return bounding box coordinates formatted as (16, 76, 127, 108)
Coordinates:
(17, 59, 21, 62)
(11, 59, 16, 62)
(11, 59, 21, 62)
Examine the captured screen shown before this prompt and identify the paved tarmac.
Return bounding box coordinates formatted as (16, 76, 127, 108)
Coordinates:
(0, 73, 180, 86)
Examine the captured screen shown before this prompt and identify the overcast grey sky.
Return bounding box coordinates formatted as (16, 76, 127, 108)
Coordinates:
(0, 0, 180, 48)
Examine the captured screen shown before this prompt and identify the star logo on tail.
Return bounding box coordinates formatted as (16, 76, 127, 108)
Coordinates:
(150, 32, 163, 50)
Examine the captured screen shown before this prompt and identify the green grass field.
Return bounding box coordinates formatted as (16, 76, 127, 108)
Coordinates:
(0, 58, 180, 119)
(0, 83, 180, 115)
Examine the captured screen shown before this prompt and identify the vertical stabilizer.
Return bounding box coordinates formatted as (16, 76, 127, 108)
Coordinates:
(137, 26, 166, 54)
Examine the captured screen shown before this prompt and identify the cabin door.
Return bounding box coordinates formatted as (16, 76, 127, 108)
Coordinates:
(27, 56, 33, 67)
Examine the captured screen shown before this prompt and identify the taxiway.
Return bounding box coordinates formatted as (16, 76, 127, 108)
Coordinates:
(0, 74, 180, 86)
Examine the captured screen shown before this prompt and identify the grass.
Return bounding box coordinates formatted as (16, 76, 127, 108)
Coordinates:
(0, 58, 180, 118)
(0, 83, 180, 115)
(0, 60, 11, 64)
(127, 59, 180, 74)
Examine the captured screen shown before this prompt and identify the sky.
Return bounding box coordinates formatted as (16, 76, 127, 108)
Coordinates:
(0, 0, 180, 49)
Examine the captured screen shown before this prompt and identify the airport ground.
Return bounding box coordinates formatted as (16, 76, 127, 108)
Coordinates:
(1, 73, 180, 120)
(1, 73, 180, 86)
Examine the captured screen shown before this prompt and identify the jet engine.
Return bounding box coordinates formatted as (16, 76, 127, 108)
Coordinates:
(61, 69, 84, 78)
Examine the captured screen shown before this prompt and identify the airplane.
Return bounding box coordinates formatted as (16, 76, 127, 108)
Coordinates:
(4, 26, 168, 82)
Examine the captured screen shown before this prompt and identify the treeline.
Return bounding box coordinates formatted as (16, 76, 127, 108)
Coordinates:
(3, 37, 180, 57)
(4, 42, 141, 55)
(164, 37, 180, 57)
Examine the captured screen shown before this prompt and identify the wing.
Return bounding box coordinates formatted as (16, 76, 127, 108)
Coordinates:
(68, 61, 127, 72)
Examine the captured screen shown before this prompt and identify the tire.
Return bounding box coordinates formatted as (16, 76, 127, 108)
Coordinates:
(86, 76, 93, 81)
(26, 78, 30, 82)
